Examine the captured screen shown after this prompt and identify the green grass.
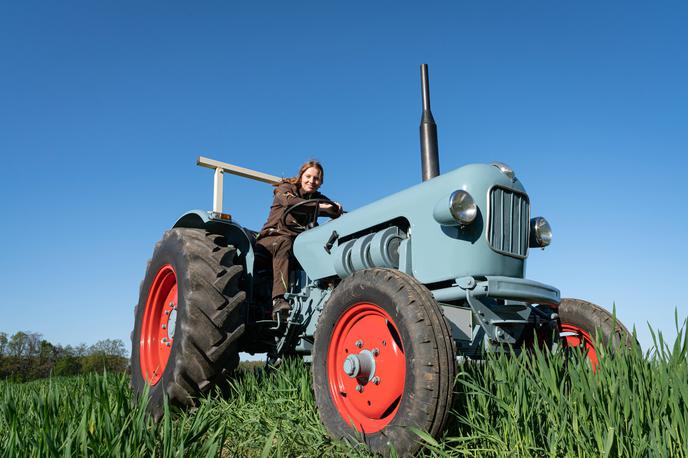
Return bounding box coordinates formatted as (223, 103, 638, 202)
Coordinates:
(1, 324, 686, 457)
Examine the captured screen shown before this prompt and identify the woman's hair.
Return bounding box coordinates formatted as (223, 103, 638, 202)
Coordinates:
(280, 160, 324, 188)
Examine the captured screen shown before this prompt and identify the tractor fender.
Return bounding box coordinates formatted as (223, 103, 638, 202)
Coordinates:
(172, 210, 256, 299)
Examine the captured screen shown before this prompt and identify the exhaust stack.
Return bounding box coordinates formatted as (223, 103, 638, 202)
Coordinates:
(419, 63, 440, 181)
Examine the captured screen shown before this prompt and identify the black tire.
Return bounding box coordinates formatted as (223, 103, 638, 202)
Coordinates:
(312, 268, 456, 457)
(558, 298, 633, 348)
(130, 228, 245, 419)
(558, 299, 635, 370)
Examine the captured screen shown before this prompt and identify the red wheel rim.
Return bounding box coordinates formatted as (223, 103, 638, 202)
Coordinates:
(561, 323, 599, 371)
(327, 302, 406, 433)
(140, 264, 178, 385)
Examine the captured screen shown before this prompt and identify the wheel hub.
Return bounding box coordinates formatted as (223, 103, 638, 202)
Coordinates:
(167, 305, 177, 339)
(343, 349, 376, 381)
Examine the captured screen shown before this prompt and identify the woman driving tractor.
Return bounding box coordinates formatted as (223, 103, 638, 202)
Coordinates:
(256, 160, 343, 320)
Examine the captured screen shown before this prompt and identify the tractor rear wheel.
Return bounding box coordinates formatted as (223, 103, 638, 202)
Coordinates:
(558, 298, 633, 370)
(312, 268, 456, 456)
(130, 228, 245, 419)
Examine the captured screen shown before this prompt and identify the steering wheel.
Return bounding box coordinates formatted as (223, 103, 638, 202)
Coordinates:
(280, 198, 339, 234)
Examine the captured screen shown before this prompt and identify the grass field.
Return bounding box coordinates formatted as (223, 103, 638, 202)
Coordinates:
(1, 324, 686, 457)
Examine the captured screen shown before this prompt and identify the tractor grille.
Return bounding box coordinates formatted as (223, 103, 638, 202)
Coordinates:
(487, 187, 529, 258)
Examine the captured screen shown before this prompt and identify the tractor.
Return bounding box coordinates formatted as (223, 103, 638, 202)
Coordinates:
(130, 65, 631, 456)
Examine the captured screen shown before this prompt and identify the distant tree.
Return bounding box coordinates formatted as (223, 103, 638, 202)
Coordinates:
(74, 343, 89, 357)
(0, 332, 7, 355)
(57, 344, 76, 358)
(0, 356, 21, 381)
(26, 332, 43, 358)
(90, 339, 126, 358)
(39, 340, 55, 360)
(7, 332, 28, 358)
(82, 339, 127, 373)
(0, 332, 128, 381)
(53, 356, 82, 377)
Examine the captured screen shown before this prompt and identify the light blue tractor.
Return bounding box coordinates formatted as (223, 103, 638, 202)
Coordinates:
(130, 65, 631, 456)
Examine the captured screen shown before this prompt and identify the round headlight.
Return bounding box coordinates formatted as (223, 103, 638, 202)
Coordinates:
(530, 217, 552, 247)
(449, 190, 477, 226)
(491, 161, 516, 181)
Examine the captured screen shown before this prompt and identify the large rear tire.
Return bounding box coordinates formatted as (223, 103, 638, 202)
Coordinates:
(312, 268, 456, 456)
(130, 228, 245, 419)
(558, 298, 632, 370)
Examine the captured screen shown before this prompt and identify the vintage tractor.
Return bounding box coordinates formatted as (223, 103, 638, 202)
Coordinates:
(130, 65, 631, 455)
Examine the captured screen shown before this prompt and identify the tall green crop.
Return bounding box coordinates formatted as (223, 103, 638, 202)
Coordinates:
(1, 323, 686, 457)
(423, 320, 688, 457)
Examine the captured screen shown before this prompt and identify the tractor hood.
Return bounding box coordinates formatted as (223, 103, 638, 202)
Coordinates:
(293, 163, 531, 284)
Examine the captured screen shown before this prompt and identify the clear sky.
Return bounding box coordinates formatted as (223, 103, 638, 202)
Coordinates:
(1, 0, 686, 353)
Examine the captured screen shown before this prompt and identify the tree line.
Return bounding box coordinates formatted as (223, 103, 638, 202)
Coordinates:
(0, 331, 128, 382)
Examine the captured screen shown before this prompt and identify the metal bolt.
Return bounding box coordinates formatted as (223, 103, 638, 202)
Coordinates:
(382, 340, 387, 346)
(372, 348, 380, 357)
(372, 376, 380, 385)
(162, 324, 166, 329)
(169, 302, 174, 308)
(166, 342, 171, 347)
(356, 384, 363, 393)
(355, 340, 363, 348)
(165, 310, 170, 315)
(162, 337, 167, 342)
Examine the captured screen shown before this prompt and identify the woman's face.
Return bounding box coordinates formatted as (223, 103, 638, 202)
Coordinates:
(300, 167, 322, 194)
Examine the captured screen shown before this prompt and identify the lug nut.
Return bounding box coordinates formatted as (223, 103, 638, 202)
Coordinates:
(372, 376, 380, 385)
(166, 342, 171, 347)
(355, 340, 363, 348)
(169, 302, 174, 308)
(162, 324, 166, 329)
(165, 310, 170, 315)
(356, 384, 363, 393)
(372, 348, 380, 357)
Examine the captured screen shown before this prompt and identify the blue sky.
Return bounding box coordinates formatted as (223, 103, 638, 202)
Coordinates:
(1, 0, 686, 353)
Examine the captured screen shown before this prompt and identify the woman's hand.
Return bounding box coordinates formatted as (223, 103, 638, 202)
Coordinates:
(319, 201, 343, 217)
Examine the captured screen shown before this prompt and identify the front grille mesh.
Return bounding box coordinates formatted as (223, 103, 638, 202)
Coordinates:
(488, 187, 529, 258)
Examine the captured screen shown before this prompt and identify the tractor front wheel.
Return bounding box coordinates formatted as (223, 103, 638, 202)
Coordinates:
(130, 228, 245, 419)
(312, 268, 456, 456)
(558, 298, 633, 370)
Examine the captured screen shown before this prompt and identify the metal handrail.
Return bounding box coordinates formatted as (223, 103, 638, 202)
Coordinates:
(197, 156, 282, 213)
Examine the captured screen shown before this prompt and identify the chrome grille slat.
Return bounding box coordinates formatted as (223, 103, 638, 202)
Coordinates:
(488, 187, 529, 258)
(509, 192, 514, 252)
(516, 196, 521, 254)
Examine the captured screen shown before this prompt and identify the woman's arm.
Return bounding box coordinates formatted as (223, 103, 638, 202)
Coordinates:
(317, 192, 343, 217)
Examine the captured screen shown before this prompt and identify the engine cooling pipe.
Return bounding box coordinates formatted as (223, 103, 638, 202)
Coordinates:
(420, 63, 440, 181)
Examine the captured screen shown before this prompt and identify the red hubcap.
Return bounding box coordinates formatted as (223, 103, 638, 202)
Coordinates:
(327, 303, 406, 433)
(561, 323, 599, 370)
(140, 264, 178, 385)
